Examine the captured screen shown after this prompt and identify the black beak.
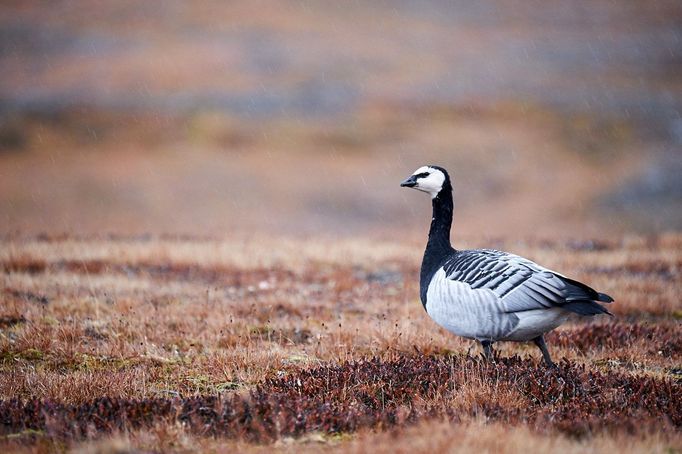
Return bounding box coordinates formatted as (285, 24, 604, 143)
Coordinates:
(400, 175, 418, 188)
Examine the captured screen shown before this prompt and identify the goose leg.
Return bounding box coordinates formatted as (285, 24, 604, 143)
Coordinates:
(480, 340, 493, 361)
(532, 335, 555, 367)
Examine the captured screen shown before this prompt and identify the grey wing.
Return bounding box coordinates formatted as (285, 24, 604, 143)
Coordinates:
(443, 250, 612, 315)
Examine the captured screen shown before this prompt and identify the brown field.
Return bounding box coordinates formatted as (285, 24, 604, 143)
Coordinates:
(2, 0, 682, 452)
(1, 0, 681, 240)
(1, 233, 680, 452)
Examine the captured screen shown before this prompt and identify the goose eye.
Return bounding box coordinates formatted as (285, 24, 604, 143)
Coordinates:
(415, 172, 430, 179)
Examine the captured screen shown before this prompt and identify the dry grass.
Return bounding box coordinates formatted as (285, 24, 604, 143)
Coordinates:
(4, 421, 680, 454)
(0, 234, 680, 452)
(2, 1, 680, 451)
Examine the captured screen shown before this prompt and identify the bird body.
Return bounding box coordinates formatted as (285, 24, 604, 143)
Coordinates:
(401, 165, 613, 365)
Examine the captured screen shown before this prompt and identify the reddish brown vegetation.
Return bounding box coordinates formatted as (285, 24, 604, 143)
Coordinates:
(547, 323, 682, 357)
(0, 235, 680, 451)
(3, 288, 49, 306)
(1, 355, 679, 443)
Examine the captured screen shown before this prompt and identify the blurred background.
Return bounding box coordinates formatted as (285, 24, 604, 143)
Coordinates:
(1, 0, 680, 240)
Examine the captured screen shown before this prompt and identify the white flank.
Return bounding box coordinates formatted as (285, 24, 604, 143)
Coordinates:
(425, 268, 572, 342)
(426, 268, 510, 341)
(502, 308, 570, 341)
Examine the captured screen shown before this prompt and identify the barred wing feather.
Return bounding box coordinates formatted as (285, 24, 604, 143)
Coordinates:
(442, 250, 612, 315)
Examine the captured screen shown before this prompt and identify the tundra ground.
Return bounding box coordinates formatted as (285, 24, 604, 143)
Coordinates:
(0, 234, 680, 452)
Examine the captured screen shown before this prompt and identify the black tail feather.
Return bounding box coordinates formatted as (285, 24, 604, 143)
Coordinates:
(562, 300, 613, 316)
(597, 292, 614, 303)
(559, 276, 615, 309)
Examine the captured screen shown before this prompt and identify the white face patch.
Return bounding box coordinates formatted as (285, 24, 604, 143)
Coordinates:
(412, 166, 446, 198)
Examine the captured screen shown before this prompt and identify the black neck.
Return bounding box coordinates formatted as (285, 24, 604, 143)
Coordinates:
(419, 184, 455, 308)
(426, 186, 454, 253)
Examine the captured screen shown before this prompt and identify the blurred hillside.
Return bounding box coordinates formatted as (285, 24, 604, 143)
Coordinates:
(0, 0, 680, 239)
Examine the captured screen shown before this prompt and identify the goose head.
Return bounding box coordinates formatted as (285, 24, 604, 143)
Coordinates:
(400, 165, 450, 198)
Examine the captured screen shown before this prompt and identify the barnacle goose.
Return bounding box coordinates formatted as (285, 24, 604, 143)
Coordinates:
(400, 165, 614, 366)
